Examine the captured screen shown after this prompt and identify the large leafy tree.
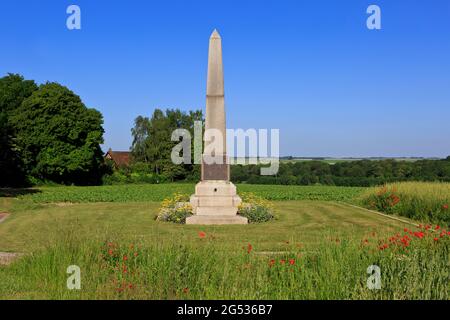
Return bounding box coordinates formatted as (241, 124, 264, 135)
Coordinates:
(131, 108, 203, 180)
(0, 74, 38, 186)
(10, 82, 105, 185)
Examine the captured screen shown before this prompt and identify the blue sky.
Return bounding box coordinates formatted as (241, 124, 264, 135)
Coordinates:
(1, 0, 449, 157)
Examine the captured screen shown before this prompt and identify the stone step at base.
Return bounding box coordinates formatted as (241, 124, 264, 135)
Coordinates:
(194, 206, 238, 216)
(195, 206, 239, 216)
(186, 215, 248, 225)
(190, 195, 241, 207)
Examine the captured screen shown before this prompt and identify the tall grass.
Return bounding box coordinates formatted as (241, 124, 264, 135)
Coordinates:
(359, 182, 450, 226)
(1, 226, 448, 300)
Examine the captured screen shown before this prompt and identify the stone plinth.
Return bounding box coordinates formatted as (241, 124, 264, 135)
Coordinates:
(186, 181, 248, 225)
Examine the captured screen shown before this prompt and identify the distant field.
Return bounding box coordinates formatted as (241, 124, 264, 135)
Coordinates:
(280, 158, 429, 164)
(0, 184, 366, 203)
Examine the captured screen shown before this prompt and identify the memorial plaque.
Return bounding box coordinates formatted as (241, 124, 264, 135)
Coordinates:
(201, 155, 230, 181)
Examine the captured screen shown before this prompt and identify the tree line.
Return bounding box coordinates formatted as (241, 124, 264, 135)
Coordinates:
(231, 158, 450, 187)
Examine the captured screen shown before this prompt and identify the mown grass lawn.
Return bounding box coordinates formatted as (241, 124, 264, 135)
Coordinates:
(0, 199, 410, 253)
(0, 184, 448, 300)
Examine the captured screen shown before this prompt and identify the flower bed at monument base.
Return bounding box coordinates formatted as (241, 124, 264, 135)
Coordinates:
(156, 193, 192, 224)
(238, 192, 275, 223)
(156, 192, 275, 224)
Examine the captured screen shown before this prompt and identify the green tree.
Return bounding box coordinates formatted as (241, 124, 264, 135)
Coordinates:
(130, 108, 203, 180)
(0, 74, 38, 186)
(10, 82, 105, 185)
(130, 115, 151, 162)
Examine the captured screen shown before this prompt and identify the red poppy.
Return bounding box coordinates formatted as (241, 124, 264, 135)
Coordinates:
(269, 259, 275, 267)
(442, 204, 449, 210)
(123, 255, 128, 261)
(414, 231, 424, 239)
(183, 287, 189, 294)
(434, 237, 439, 242)
(390, 195, 400, 206)
(108, 249, 114, 256)
(435, 225, 440, 230)
(247, 243, 253, 254)
(280, 259, 286, 265)
(198, 231, 206, 238)
(400, 238, 410, 247)
(289, 259, 295, 265)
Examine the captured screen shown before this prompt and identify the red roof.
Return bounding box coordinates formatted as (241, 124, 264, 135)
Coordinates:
(105, 149, 131, 167)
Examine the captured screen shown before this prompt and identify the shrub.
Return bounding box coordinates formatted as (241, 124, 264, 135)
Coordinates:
(157, 193, 193, 224)
(359, 182, 450, 226)
(364, 185, 401, 214)
(102, 171, 166, 185)
(238, 192, 275, 223)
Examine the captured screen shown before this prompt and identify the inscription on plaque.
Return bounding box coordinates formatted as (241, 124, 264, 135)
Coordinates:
(201, 155, 229, 181)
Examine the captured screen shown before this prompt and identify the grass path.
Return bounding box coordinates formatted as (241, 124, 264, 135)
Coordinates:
(339, 202, 420, 227)
(0, 199, 411, 253)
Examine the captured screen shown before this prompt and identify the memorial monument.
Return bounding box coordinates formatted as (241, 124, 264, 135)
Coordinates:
(186, 30, 248, 225)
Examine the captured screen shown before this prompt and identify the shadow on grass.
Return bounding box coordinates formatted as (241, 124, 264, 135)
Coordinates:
(0, 188, 41, 197)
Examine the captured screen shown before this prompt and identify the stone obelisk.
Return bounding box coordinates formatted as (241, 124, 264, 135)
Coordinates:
(186, 29, 248, 225)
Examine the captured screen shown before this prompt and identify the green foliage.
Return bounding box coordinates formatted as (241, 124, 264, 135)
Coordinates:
(130, 109, 203, 181)
(238, 192, 275, 223)
(0, 74, 38, 186)
(9, 82, 105, 185)
(157, 193, 193, 223)
(16, 184, 365, 203)
(102, 167, 165, 185)
(231, 158, 450, 187)
(0, 73, 38, 113)
(363, 185, 401, 214)
(360, 182, 450, 226)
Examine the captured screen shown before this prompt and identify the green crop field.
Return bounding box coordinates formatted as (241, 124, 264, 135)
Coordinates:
(0, 184, 448, 300)
(0, 184, 365, 203)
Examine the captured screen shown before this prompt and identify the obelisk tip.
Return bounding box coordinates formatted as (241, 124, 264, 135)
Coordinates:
(210, 29, 221, 39)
